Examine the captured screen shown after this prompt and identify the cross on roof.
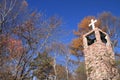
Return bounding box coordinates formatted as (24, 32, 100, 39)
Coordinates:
(89, 19, 97, 30)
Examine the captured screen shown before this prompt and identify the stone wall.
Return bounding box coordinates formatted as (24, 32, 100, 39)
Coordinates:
(83, 28, 119, 80)
(84, 42, 119, 80)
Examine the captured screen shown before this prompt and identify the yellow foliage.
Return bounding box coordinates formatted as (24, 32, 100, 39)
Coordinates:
(78, 16, 101, 30)
(71, 16, 101, 56)
(70, 38, 83, 56)
(72, 38, 83, 49)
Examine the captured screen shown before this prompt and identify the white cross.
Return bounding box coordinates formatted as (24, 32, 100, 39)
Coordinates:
(89, 19, 97, 30)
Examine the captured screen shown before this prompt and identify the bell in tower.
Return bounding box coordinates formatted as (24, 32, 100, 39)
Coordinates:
(83, 19, 119, 80)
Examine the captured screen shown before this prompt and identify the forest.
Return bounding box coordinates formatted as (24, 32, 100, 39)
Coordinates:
(0, 0, 120, 80)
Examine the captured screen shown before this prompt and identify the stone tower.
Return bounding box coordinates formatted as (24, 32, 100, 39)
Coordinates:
(83, 19, 119, 80)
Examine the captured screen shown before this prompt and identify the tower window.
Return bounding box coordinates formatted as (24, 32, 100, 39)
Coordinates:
(99, 31, 107, 44)
(86, 31, 96, 46)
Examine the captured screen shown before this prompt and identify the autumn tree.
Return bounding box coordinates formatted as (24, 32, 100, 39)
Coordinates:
(46, 42, 74, 80)
(0, 0, 28, 79)
(47, 42, 65, 80)
(31, 51, 54, 80)
(12, 12, 62, 80)
(0, 0, 28, 34)
(0, 0, 63, 80)
(55, 64, 67, 80)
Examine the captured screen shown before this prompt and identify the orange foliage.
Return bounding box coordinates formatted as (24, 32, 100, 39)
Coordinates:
(78, 16, 101, 30)
(7, 38, 23, 58)
(71, 38, 83, 49)
(70, 38, 83, 56)
(71, 16, 101, 56)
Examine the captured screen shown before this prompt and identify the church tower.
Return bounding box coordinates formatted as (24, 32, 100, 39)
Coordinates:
(83, 19, 119, 80)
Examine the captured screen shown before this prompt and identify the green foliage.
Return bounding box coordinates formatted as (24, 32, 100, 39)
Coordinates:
(56, 64, 67, 80)
(75, 62, 87, 80)
(31, 52, 54, 80)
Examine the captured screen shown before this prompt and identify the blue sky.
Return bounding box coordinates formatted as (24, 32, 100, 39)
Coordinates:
(27, 0, 120, 28)
(27, 0, 120, 43)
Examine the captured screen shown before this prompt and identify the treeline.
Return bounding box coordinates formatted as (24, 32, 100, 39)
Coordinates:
(0, 0, 120, 80)
(0, 0, 83, 80)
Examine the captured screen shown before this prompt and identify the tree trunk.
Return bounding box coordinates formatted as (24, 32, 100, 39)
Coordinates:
(53, 53, 57, 80)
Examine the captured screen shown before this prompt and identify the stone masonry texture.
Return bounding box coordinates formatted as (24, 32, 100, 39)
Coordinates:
(83, 28, 119, 80)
